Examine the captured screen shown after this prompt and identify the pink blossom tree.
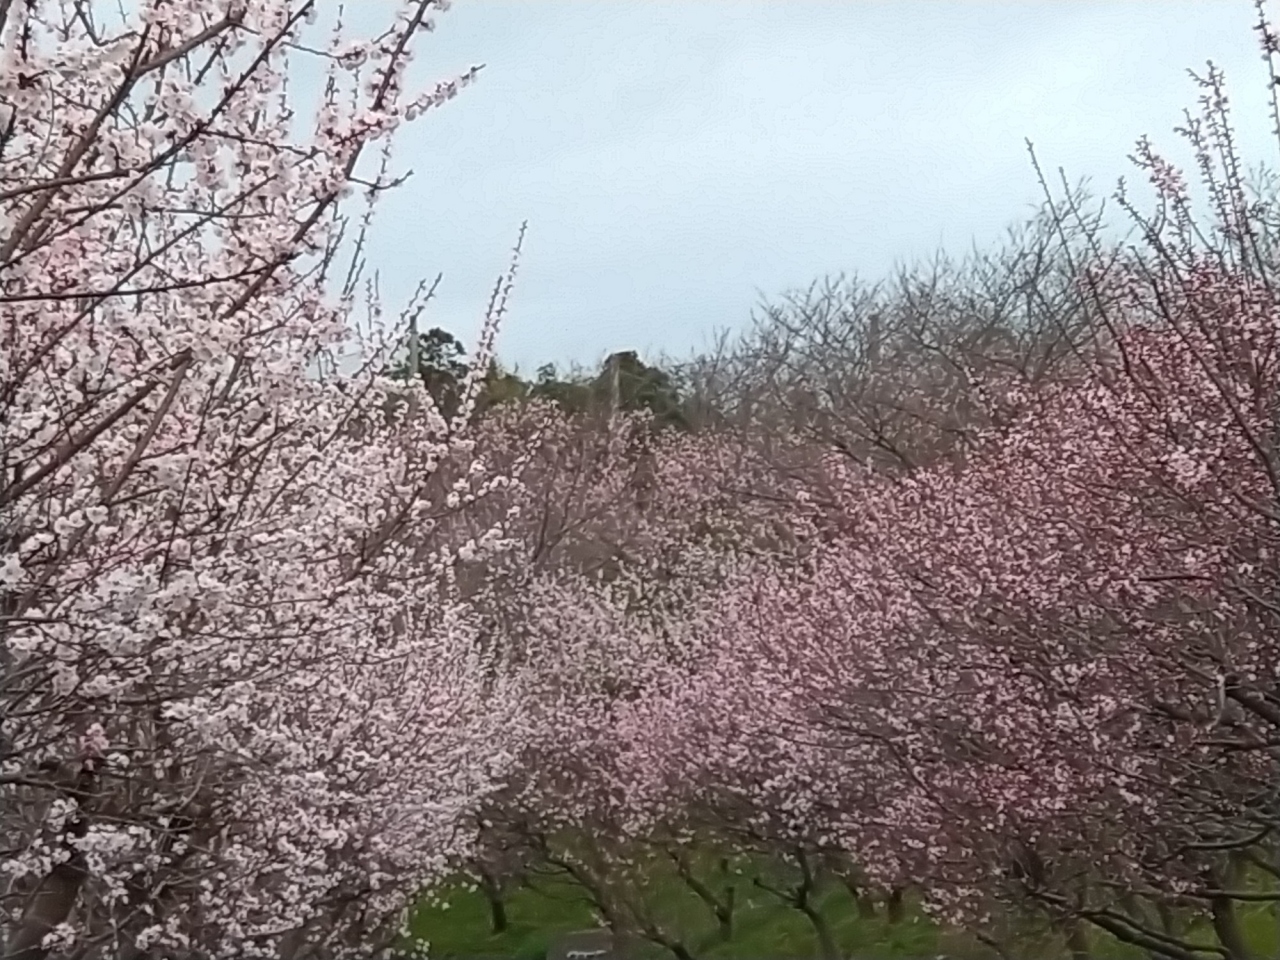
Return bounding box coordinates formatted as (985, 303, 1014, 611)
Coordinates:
(435, 406, 803, 959)
(613, 33, 1280, 960)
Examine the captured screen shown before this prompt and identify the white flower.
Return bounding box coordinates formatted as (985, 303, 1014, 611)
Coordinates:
(0, 553, 21, 585)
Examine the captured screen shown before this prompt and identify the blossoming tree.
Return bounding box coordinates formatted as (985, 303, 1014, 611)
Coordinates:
(613, 54, 1280, 960)
(0, 2, 525, 957)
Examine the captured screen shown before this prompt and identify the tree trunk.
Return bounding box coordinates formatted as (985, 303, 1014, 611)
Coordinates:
(885, 886, 905, 925)
(1157, 901, 1179, 940)
(1210, 893, 1251, 960)
(478, 869, 508, 934)
(670, 850, 734, 941)
(6, 765, 97, 960)
(754, 849, 840, 960)
(838, 875, 877, 920)
(798, 903, 842, 960)
(489, 894, 508, 935)
(856, 895, 877, 920)
(1063, 918, 1091, 960)
(637, 920, 698, 960)
(5, 856, 89, 960)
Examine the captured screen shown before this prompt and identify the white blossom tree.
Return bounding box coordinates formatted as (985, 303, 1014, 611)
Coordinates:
(0, 2, 525, 957)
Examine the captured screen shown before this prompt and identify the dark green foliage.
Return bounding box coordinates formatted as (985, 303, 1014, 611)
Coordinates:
(592, 351, 689, 431)
(478, 363, 531, 414)
(528, 362, 595, 416)
(387, 326, 472, 419)
(526, 352, 690, 429)
(386, 327, 698, 430)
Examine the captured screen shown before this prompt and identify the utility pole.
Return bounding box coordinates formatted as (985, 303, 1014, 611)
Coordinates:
(406, 313, 421, 419)
(407, 313, 420, 382)
(608, 352, 620, 421)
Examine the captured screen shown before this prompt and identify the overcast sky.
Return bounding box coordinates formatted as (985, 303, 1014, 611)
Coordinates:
(347, 2, 1277, 374)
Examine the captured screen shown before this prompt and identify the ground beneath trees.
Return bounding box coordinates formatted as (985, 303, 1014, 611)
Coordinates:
(408, 868, 1280, 960)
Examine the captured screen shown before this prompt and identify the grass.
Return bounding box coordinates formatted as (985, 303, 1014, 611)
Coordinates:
(406, 854, 1280, 960)
(407, 845, 999, 960)
(409, 879, 593, 959)
(408, 874, 941, 960)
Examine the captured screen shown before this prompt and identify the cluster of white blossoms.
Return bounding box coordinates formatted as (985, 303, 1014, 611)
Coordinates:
(0, 2, 522, 957)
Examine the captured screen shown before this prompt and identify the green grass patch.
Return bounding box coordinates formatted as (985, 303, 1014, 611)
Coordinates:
(409, 863, 954, 959)
(407, 854, 1280, 960)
